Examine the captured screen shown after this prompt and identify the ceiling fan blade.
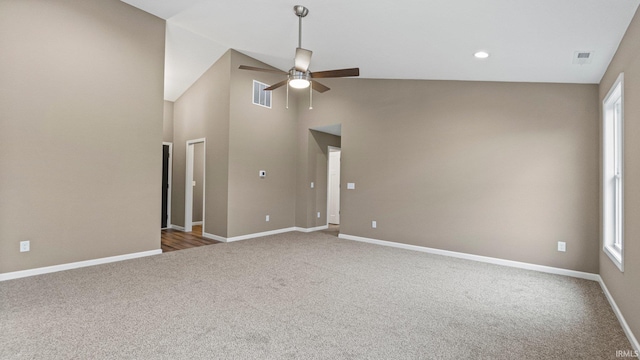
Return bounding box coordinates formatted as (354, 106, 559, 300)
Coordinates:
(264, 79, 289, 91)
(294, 48, 313, 72)
(238, 65, 287, 75)
(311, 68, 360, 79)
(311, 81, 330, 93)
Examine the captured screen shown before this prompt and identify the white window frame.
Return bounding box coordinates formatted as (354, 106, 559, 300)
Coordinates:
(602, 73, 624, 272)
(252, 80, 272, 108)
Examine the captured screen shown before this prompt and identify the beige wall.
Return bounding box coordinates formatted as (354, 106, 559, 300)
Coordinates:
(0, 0, 165, 273)
(172, 52, 230, 236)
(227, 51, 298, 237)
(298, 79, 600, 273)
(172, 50, 297, 238)
(163, 101, 174, 143)
(599, 6, 640, 345)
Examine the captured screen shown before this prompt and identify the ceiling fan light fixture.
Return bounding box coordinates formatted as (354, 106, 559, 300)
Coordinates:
(474, 51, 490, 59)
(289, 79, 310, 89)
(289, 70, 310, 89)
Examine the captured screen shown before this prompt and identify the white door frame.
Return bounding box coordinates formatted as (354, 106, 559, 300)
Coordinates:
(327, 146, 341, 226)
(162, 142, 173, 229)
(185, 138, 206, 233)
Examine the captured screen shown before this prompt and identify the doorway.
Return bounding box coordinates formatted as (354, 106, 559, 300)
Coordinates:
(327, 146, 341, 225)
(185, 138, 205, 233)
(161, 142, 172, 229)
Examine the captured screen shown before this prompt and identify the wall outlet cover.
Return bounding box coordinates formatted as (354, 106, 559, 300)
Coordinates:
(557, 241, 566, 252)
(20, 240, 30, 252)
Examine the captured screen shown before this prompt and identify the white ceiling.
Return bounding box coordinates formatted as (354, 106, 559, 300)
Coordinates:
(121, 0, 640, 101)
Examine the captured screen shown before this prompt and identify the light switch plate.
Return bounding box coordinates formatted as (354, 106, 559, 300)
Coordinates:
(347, 183, 355, 190)
(372, 221, 377, 229)
(310, 182, 314, 188)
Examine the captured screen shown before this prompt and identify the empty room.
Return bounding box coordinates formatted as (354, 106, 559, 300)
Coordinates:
(1, 0, 639, 358)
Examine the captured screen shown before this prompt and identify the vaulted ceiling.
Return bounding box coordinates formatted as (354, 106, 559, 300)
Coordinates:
(121, 0, 640, 101)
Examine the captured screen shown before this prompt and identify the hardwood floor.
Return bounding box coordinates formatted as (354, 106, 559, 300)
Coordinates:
(161, 225, 220, 252)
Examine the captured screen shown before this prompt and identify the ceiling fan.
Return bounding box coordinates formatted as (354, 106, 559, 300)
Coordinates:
(239, 5, 359, 97)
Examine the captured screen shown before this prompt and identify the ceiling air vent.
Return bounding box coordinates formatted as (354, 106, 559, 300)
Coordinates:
(573, 51, 594, 65)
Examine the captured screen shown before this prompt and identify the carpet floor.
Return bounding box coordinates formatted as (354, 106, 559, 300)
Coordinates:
(0, 230, 631, 359)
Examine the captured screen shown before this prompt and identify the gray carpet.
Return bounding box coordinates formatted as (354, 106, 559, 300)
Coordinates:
(0, 230, 631, 359)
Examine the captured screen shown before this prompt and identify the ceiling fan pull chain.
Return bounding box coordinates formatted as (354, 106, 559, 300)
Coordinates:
(309, 82, 313, 110)
(286, 79, 290, 109)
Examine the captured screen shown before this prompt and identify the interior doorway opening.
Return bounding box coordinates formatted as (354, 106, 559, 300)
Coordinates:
(161, 142, 173, 229)
(185, 138, 205, 233)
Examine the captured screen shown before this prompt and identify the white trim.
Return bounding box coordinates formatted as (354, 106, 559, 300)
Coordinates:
(185, 138, 206, 233)
(327, 146, 341, 226)
(202, 232, 227, 242)
(162, 142, 173, 229)
(192, 221, 203, 226)
(169, 224, 185, 231)
(602, 72, 625, 272)
(202, 226, 330, 242)
(295, 225, 329, 233)
(227, 227, 297, 242)
(0, 250, 162, 282)
(598, 276, 640, 352)
(338, 233, 599, 281)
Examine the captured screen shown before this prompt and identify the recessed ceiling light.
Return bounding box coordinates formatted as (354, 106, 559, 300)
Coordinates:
(474, 51, 490, 59)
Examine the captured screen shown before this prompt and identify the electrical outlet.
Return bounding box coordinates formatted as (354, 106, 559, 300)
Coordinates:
(372, 221, 377, 229)
(265, 215, 270, 222)
(20, 241, 30, 252)
(317, 212, 321, 218)
(557, 241, 566, 252)
(310, 182, 314, 188)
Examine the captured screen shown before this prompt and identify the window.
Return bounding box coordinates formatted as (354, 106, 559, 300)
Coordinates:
(603, 73, 624, 271)
(252, 80, 271, 108)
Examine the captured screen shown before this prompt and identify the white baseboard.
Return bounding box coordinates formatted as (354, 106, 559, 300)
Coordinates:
(170, 224, 185, 231)
(295, 225, 329, 233)
(202, 232, 227, 242)
(598, 276, 640, 352)
(202, 226, 329, 243)
(338, 233, 599, 281)
(225, 227, 298, 242)
(0, 249, 162, 282)
(192, 221, 203, 226)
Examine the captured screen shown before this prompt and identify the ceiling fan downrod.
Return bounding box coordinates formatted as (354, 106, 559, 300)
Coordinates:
(294, 5, 308, 48)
